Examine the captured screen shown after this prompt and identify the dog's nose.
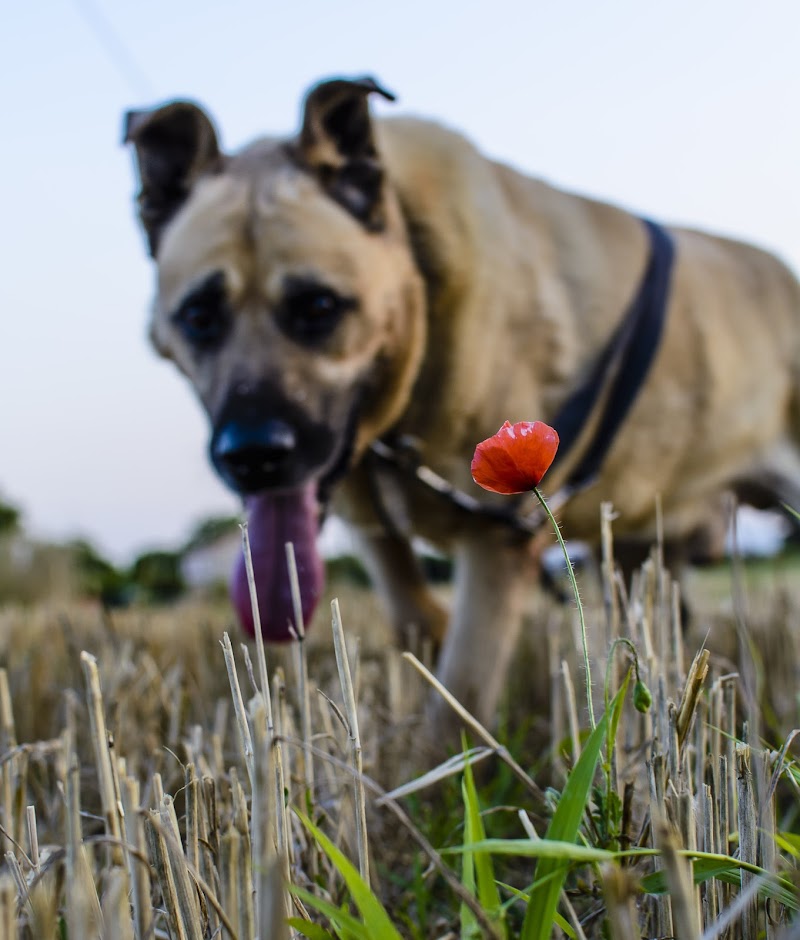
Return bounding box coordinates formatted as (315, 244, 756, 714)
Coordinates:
(211, 419, 297, 492)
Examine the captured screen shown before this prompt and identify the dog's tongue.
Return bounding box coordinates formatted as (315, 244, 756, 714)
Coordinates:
(230, 485, 324, 641)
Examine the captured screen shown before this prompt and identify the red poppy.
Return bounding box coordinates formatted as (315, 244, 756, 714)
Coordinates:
(471, 420, 559, 494)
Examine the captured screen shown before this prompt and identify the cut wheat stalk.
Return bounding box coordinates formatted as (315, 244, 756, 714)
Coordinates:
(147, 796, 204, 940)
(600, 501, 621, 675)
(737, 743, 760, 938)
(257, 854, 290, 940)
(647, 756, 672, 938)
(220, 632, 254, 786)
(184, 763, 201, 875)
(287, 541, 316, 816)
(701, 783, 719, 924)
(330, 596, 370, 886)
(101, 866, 135, 940)
(229, 767, 255, 937)
(601, 864, 641, 940)
(251, 693, 290, 934)
(0, 669, 17, 857)
(272, 667, 295, 876)
(240, 523, 274, 727)
(0, 874, 17, 939)
(119, 772, 153, 940)
(25, 804, 38, 874)
(4, 850, 28, 914)
(80, 651, 125, 868)
(63, 724, 102, 938)
(701, 872, 770, 940)
(314, 687, 344, 796)
(657, 819, 701, 940)
(561, 657, 581, 768)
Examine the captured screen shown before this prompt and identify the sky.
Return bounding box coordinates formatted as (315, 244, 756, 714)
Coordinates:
(1, 1, 799, 563)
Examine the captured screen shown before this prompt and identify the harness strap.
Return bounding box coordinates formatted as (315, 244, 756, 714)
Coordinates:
(550, 218, 675, 491)
(368, 217, 676, 536)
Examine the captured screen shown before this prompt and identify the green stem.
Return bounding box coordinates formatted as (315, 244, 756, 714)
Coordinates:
(603, 638, 640, 711)
(534, 486, 595, 731)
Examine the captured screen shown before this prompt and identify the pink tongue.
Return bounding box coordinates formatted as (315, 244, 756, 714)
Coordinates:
(230, 485, 325, 641)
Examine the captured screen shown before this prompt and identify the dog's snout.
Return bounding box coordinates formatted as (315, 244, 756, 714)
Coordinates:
(211, 419, 297, 493)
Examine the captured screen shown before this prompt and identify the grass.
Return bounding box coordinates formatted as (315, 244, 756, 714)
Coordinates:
(1, 525, 800, 938)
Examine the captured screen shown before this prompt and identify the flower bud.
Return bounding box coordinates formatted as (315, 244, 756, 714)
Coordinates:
(633, 680, 652, 713)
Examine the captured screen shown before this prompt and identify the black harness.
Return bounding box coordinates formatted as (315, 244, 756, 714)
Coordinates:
(368, 218, 676, 537)
(549, 218, 675, 491)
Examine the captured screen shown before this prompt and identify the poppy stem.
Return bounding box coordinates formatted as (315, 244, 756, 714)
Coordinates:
(533, 486, 595, 731)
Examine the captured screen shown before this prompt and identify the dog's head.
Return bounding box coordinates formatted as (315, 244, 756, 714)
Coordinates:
(125, 77, 426, 638)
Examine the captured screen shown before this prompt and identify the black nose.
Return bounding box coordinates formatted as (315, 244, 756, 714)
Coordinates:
(211, 419, 297, 492)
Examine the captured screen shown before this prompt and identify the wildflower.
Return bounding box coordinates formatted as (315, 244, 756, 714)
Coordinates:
(471, 420, 559, 494)
(471, 418, 597, 726)
(633, 679, 653, 713)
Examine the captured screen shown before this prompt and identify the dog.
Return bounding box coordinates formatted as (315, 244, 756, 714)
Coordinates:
(124, 76, 800, 727)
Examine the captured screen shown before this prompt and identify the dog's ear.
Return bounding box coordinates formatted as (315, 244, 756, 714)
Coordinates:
(123, 102, 223, 257)
(294, 77, 396, 231)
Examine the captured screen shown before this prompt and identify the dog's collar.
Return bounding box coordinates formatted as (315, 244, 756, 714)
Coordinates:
(368, 218, 675, 536)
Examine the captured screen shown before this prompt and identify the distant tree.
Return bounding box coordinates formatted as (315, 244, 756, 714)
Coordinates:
(69, 539, 129, 607)
(0, 498, 21, 536)
(129, 550, 185, 603)
(326, 554, 371, 587)
(182, 515, 241, 554)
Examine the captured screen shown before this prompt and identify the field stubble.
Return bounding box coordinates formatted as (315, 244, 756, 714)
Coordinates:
(1, 524, 800, 937)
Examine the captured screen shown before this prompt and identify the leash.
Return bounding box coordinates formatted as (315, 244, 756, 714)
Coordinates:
(367, 218, 676, 538)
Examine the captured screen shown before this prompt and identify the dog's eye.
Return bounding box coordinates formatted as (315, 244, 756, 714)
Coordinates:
(172, 272, 230, 350)
(279, 283, 353, 344)
(176, 303, 227, 346)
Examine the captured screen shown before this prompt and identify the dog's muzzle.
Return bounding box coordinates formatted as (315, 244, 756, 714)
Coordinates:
(211, 418, 298, 493)
(208, 382, 364, 642)
(208, 381, 349, 496)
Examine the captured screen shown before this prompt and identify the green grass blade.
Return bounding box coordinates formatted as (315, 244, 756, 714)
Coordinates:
(459, 733, 476, 937)
(287, 917, 338, 940)
(640, 859, 734, 895)
(460, 753, 506, 937)
(641, 858, 798, 910)
(460, 810, 478, 939)
(552, 910, 576, 937)
(295, 812, 403, 940)
(446, 839, 614, 863)
(776, 831, 800, 860)
(497, 882, 576, 937)
(521, 675, 630, 940)
(289, 886, 369, 939)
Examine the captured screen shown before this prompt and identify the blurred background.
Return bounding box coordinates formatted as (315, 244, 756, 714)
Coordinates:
(1, 0, 798, 594)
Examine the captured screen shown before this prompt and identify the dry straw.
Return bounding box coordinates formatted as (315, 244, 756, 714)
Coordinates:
(0, 502, 798, 937)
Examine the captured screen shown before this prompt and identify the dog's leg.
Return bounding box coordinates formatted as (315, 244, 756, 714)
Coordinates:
(336, 468, 449, 649)
(614, 537, 694, 582)
(432, 532, 532, 730)
(737, 437, 800, 522)
(352, 530, 449, 650)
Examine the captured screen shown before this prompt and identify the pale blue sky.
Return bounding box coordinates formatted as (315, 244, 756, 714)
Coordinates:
(1, 1, 799, 561)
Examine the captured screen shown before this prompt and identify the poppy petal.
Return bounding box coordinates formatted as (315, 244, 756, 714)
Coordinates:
(471, 420, 559, 494)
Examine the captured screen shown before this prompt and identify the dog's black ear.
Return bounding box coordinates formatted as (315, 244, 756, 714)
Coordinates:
(123, 102, 223, 257)
(295, 77, 396, 231)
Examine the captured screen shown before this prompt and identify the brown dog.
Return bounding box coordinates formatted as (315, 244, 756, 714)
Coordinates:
(124, 76, 800, 726)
